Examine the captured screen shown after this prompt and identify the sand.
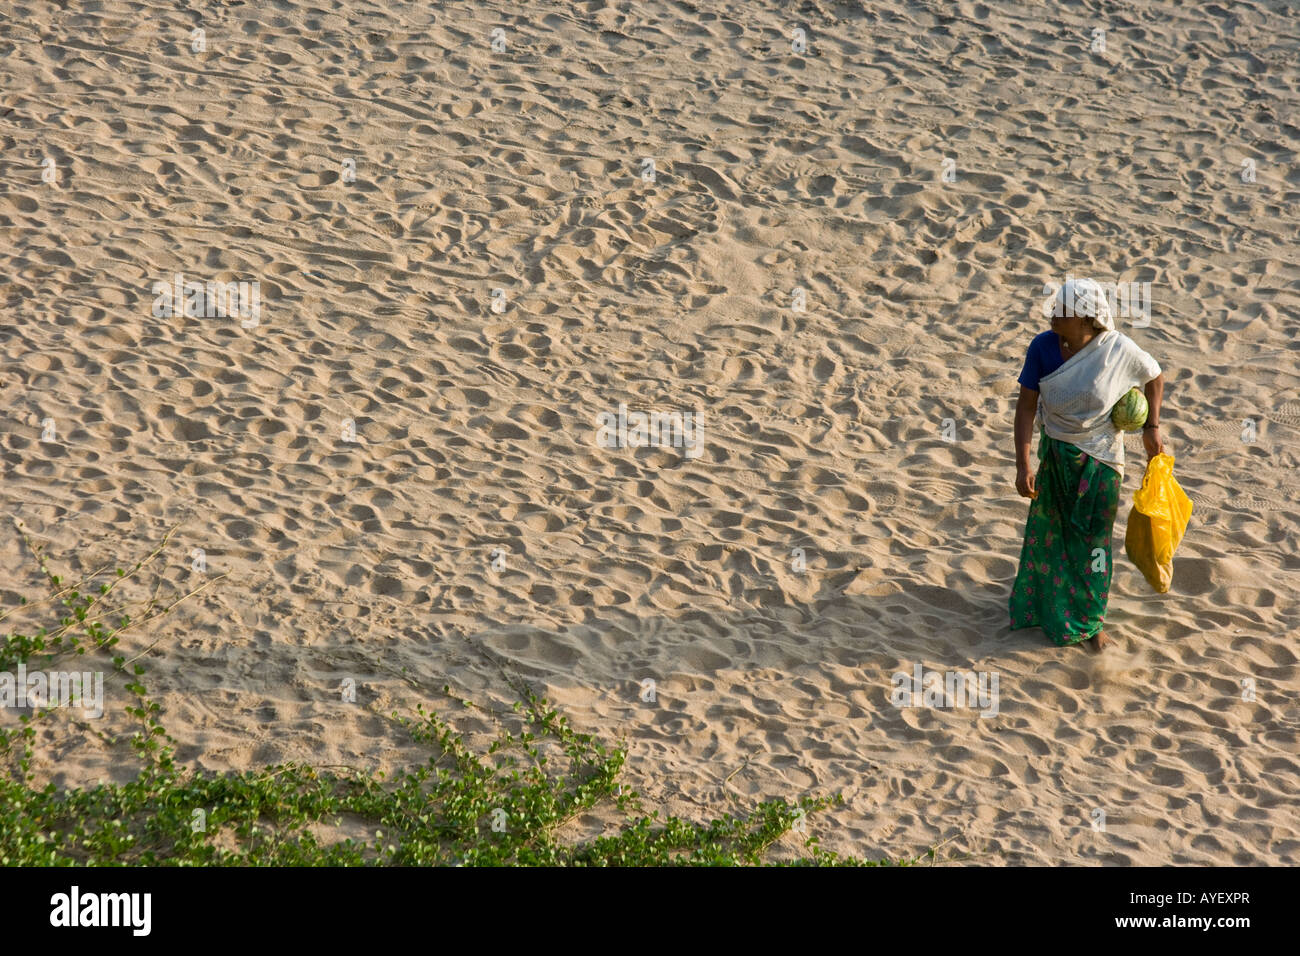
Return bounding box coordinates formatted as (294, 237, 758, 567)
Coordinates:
(1, 0, 1298, 864)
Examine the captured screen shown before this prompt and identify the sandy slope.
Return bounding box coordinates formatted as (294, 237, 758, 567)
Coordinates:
(1, 0, 1298, 863)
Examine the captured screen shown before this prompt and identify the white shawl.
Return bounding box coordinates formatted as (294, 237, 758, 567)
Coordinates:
(1036, 330, 1161, 479)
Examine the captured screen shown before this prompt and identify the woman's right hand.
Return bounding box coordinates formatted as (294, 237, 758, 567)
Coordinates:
(1016, 467, 1037, 499)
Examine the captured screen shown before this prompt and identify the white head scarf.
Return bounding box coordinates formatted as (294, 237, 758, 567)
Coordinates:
(1055, 277, 1115, 331)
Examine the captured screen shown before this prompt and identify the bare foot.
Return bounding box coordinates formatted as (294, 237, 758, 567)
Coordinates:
(1085, 630, 1112, 653)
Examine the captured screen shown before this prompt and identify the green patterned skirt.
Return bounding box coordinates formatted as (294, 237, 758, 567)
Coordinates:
(1009, 430, 1123, 646)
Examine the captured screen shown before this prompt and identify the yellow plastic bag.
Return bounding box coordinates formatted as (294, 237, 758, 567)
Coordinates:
(1124, 453, 1193, 593)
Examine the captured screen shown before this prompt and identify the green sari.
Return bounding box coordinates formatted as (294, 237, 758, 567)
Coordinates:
(1009, 429, 1123, 646)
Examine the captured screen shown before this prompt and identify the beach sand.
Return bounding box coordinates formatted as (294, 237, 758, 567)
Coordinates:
(1, 0, 1298, 863)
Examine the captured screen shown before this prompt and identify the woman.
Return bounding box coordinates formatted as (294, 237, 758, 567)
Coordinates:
(1010, 278, 1165, 652)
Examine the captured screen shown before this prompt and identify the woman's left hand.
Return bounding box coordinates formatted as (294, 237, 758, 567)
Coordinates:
(1142, 426, 1164, 460)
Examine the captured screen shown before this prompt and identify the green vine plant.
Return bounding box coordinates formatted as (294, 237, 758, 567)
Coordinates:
(0, 522, 918, 866)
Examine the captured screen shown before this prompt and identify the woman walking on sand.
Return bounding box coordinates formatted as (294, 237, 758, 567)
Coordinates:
(1009, 278, 1166, 652)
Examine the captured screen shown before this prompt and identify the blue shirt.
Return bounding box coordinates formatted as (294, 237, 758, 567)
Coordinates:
(1018, 330, 1065, 391)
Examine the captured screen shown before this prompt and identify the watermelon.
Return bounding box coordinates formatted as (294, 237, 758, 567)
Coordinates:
(1111, 387, 1148, 432)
